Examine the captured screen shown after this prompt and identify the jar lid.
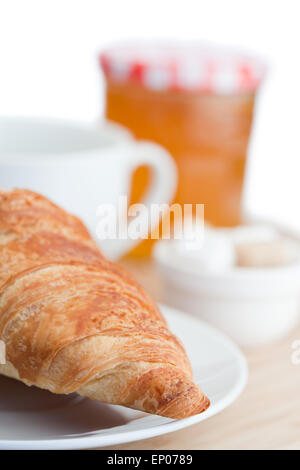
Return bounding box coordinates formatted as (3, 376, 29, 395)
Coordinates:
(100, 41, 266, 94)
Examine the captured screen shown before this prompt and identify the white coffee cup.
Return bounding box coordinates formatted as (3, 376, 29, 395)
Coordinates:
(0, 117, 177, 260)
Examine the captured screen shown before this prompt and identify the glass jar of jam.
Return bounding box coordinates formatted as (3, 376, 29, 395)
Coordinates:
(100, 42, 265, 256)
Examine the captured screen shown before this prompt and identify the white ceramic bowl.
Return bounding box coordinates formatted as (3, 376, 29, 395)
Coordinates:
(154, 241, 300, 348)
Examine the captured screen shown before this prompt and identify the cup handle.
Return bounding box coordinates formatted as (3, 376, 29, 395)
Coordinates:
(106, 141, 177, 260)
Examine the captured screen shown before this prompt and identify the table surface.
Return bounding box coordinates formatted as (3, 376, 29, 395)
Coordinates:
(101, 258, 300, 451)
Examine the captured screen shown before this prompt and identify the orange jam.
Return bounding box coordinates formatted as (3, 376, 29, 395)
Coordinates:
(100, 43, 264, 256)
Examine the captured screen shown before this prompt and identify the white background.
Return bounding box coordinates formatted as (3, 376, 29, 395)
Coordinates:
(0, 0, 299, 231)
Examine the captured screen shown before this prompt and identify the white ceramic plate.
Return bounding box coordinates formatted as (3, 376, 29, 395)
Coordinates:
(0, 305, 247, 450)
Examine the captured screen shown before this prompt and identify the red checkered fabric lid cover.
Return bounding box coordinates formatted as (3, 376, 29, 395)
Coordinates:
(100, 41, 266, 94)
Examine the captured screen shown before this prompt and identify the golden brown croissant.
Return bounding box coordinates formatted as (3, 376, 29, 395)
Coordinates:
(0, 189, 209, 419)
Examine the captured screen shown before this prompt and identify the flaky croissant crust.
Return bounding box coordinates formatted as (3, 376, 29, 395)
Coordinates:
(0, 189, 209, 418)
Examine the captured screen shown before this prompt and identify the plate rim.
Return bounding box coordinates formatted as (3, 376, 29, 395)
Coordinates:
(0, 304, 248, 450)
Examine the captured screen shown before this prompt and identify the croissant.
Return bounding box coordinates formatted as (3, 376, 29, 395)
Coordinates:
(0, 189, 209, 419)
